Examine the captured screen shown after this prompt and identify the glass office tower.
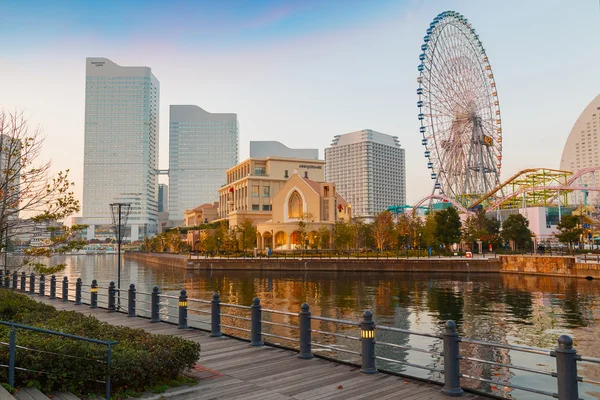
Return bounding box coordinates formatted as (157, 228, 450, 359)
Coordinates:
(82, 57, 159, 241)
(169, 105, 238, 225)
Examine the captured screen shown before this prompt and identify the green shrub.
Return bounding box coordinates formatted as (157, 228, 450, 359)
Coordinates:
(0, 290, 201, 396)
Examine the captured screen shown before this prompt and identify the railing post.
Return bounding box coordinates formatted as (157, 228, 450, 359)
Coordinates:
(151, 286, 160, 323)
(38, 274, 45, 297)
(298, 303, 312, 359)
(12, 273, 17, 290)
(4, 273, 9, 289)
(250, 297, 263, 346)
(210, 292, 222, 337)
(105, 342, 111, 400)
(178, 289, 188, 329)
(90, 279, 98, 308)
(360, 310, 376, 374)
(442, 320, 463, 397)
(62, 277, 68, 302)
(128, 284, 136, 317)
(554, 335, 579, 400)
(29, 273, 35, 294)
(49, 275, 56, 299)
(108, 281, 116, 312)
(8, 323, 15, 388)
(20, 272, 26, 291)
(75, 278, 82, 305)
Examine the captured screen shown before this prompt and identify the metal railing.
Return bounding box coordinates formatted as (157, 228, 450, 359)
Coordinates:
(2, 270, 600, 400)
(0, 320, 117, 399)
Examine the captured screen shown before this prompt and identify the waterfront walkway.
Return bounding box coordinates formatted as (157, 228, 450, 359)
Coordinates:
(30, 296, 486, 400)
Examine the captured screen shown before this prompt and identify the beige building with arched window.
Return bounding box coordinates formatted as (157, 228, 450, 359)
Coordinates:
(256, 172, 351, 250)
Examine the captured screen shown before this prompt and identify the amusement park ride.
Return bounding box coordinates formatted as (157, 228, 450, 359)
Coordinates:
(409, 10, 600, 217)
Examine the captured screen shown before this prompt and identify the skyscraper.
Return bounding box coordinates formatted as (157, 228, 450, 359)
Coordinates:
(249, 141, 319, 160)
(560, 94, 600, 204)
(325, 129, 405, 219)
(82, 57, 159, 241)
(169, 105, 238, 224)
(158, 183, 168, 213)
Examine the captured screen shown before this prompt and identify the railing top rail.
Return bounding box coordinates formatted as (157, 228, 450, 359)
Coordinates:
(0, 320, 117, 345)
(309, 315, 358, 326)
(262, 308, 297, 317)
(376, 325, 442, 339)
(459, 337, 551, 356)
(221, 302, 251, 310)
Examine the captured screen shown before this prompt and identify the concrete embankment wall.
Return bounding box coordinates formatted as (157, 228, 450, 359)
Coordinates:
(125, 253, 501, 273)
(500, 255, 600, 279)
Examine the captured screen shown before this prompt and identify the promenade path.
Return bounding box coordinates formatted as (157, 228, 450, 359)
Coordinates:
(29, 296, 488, 400)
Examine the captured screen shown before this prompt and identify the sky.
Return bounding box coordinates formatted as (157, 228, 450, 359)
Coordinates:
(1, 0, 599, 213)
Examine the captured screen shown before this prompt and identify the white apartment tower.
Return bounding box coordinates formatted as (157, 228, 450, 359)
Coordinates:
(169, 105, 238, 224)
(82, 57, 159, 241)
(325, 129, 405, 219)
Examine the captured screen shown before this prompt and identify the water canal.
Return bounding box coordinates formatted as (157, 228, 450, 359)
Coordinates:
(44, 255, 600, 399)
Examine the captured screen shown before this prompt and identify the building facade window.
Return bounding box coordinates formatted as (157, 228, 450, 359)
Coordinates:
(288, 191, 302, 218)
(252, 185, 259, 197)
(252, 204, 260, 211)
(263, 186, 270, 197)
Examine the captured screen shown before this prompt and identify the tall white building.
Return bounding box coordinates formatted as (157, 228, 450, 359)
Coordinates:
(560, 94, 600, 204)
(250, 141, 319, 160)
(325, 129, 405, 219)
(560, 94, 600, 172)
(169, 105, 238, 225)
(82, 57, 159, 241)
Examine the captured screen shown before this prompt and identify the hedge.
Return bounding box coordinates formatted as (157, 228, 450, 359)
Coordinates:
(0, 290, 201, 395)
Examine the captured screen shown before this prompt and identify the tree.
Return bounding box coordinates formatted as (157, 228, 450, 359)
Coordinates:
(372, 211, 395, 251)
(501, 214, 532, 250)
(433, 206, 462, 249)
(0, 111, 83, 274)
(238, 218, 257, 251)
(421, 211, 438, 249)
(333, 220, 352, 250)
(556, 215, 583, 254)
(296, 213, 314, 249)
(315, 226, 331, 249)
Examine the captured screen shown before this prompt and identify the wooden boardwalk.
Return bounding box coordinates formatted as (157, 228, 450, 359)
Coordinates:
(30, 296, 488, 400)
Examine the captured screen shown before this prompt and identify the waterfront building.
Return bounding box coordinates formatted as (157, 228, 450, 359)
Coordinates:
(82, 57, 160, 241)
(560, 94, 600, 204)
(184, 202, 219, 227)
(218, 157, 325, 228)
(249, 141, 319, 160)
(169, 105, 238, 226)
(256, 172, 351, 250)
(325, 129, 405, 220)
(158, 183, 168, 213)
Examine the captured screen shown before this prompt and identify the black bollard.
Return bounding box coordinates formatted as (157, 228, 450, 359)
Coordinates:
(554, 335, 579, 400)
(75, 278, 82, 305)
(178, 289, 188, 329)
(62, 277, 68, 302)
(250, 297, 263, 346)
(90, 279, 98, 308)
(151, 286, 160, 323)
(108, 281, 116, 312)
(360, 310, 376, 374)
(210, 293, 222, 337)
(49, 275, 56, 299)
(29, 273, 35, 294)
(298, 303, 312, 359)
(128, 284, 136, 317)
(442, 320, 463, 396)
(38, 274, 45, 297)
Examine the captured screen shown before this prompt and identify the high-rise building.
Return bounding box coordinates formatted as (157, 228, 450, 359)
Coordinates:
(82, 57, 159, 241)
(249, 141, 319, 160)
(158, 183, 168, 213)
(169, 105, 238, 225)
(560, 94, 600, 204)
(560, 94, 600, 172)
(325, 129, 405, 219)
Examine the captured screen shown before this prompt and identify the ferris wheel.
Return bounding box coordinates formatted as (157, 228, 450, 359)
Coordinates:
(417, 10, 502, 204)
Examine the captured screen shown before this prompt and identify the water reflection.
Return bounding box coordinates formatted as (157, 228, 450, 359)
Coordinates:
(45, 255, 600, 399)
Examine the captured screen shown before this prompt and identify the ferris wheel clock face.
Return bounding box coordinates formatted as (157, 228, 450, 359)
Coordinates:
(417, 10, 502, 203)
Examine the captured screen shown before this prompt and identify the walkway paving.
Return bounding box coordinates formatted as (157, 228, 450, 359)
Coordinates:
(29, 296, 488, 400)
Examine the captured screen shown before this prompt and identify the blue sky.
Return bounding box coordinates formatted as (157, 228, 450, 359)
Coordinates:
(1, 0, 599, 207)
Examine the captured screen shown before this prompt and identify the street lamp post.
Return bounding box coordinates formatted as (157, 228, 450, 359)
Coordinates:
(110, 203, 131, 311)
